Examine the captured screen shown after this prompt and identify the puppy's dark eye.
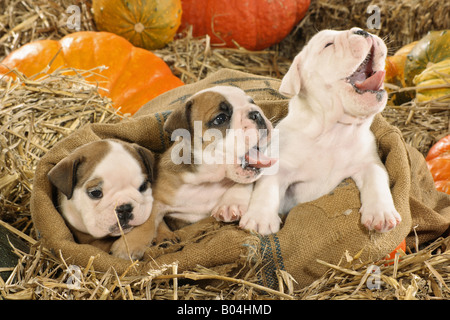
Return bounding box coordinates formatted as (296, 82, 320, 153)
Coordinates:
(212, 113, 229, 126)
(87, 189, 103, 199)
(138, 181, 148, 193)
(324, 42, 333, 48)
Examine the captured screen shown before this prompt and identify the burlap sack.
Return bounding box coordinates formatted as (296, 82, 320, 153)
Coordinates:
(31, 69, 450, 289)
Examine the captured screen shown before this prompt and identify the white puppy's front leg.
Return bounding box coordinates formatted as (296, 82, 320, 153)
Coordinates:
(211, 183, 253, 222)
(239, 175, 281, 235)
(352, 161, 402, 233)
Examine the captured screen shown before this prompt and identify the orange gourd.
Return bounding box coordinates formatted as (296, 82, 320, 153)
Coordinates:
(385, 41, 418, 85)
(384, 41, 417, 104)
(426, 135, 450, 194)
(179, 0, 310, 51)
(0, 31, 183, 115)
(92, 0, 182, 50)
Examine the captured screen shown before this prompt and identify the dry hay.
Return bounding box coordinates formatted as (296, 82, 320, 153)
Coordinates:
(291, 0, 450, 53)
(297, 235, 450, 300)
(0, 0, 449, 300)
(1, 218, 449, 300)
(154, 27, 292, 84)
(383, 101, 449, 155)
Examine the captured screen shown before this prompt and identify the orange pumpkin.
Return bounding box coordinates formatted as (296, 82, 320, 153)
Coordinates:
(0, 31, 183, 115)
(426, 135, 450, 194)
(92, 0, 182, 50)
(384, 41, 417, 104)
(385, 41, 418, 85)
(179, 0, 310, 51)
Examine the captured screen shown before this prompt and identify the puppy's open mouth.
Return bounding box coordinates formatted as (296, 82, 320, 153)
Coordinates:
(239, 146, 277, 173)
(347, 45, 385, 94)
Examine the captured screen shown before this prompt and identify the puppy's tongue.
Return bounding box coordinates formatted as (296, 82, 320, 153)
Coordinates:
(245, 149, 277, 168)
(355, 70, 385, 91)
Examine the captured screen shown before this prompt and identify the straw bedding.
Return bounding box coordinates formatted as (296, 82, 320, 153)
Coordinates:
(0, 0, 449, 300)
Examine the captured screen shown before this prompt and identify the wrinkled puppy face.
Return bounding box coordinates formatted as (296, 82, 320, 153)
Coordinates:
(280, 27, 388, 121)
(48, 140, 154, 238)
(164, 86, 275, 183)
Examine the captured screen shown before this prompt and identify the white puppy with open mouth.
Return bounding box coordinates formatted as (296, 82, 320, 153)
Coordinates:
(239, 28, 402, 235)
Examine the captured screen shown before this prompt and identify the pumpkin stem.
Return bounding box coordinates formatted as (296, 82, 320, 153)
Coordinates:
(134, 22, 145, 33)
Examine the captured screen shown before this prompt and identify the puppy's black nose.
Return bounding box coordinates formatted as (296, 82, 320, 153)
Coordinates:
(354, 29, 370, 38)
(115, 203, 134, 223)
(248, 111, 266, 129)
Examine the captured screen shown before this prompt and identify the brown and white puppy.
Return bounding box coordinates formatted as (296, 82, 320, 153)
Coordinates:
(48, 139, 155, 250)
(110, 86, 276, 260)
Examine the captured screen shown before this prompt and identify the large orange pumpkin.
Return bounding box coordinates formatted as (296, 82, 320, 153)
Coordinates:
(0, 31, 183, 115)
(92, 0, 182, 50)
(426, 135, 450, 194)
(179, 0, 310, 51)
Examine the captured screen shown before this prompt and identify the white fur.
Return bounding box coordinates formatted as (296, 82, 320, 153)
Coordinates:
(60, 141, 153, 238)
(167, 178, 235, 223)
(239, 28, 401, 235)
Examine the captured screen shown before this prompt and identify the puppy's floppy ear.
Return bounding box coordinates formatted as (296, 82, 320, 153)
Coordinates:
(163, 100, 193, 135)
(135, 145, 155, 182)
(48, 155, 82, 200)
(279, 53, 302, 96)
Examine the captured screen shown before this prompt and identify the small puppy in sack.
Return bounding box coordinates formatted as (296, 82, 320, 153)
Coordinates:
(240, 28, 402, 235)
(110, 86, 277, 259)
(48, 139, 155, 251)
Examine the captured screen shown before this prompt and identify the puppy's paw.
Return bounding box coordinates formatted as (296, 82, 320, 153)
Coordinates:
(211, 204, 247, 222)
(110, 237, 147, 260)
(360, 203, 402, 233)
(153, 229, 178, 245)
(239, 211, 281, 236)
